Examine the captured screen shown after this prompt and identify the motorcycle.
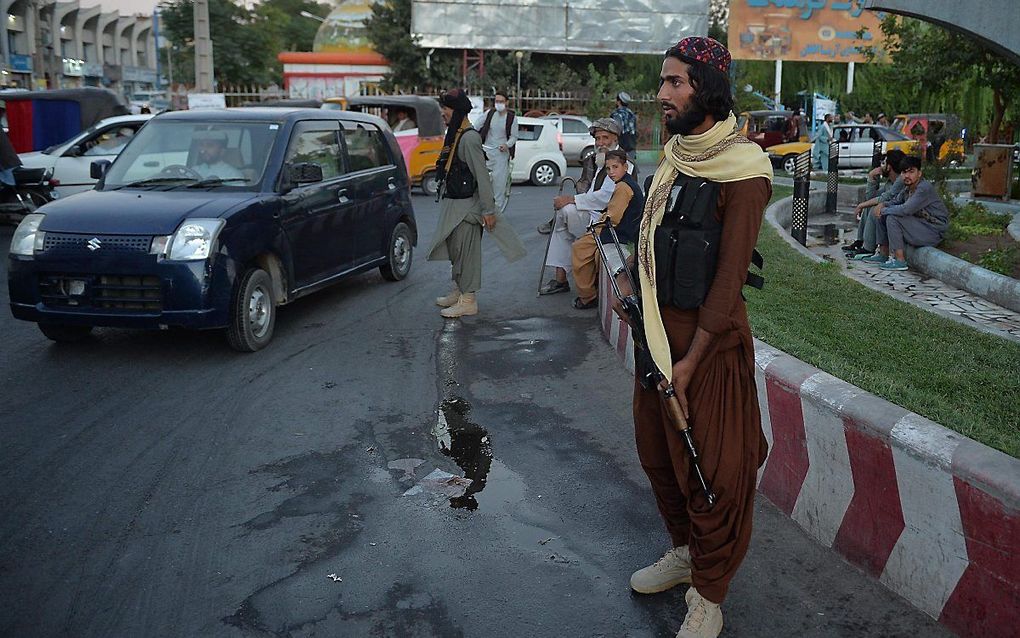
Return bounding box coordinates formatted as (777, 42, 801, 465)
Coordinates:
(0, 166, 56, 224)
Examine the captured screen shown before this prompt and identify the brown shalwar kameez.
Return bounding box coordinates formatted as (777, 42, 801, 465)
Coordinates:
(634, 176, 771, 604)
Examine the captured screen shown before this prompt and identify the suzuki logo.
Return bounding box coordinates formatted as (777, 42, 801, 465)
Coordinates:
(86, 237, 101, 251)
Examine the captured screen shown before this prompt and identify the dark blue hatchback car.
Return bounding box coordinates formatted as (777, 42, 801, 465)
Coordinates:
(8, 108, 417, 350)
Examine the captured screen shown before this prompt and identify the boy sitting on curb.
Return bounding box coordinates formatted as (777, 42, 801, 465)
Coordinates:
(862, 156, 950, 271)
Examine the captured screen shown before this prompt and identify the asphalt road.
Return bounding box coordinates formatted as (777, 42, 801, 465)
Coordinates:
(0, 170, 954, 638)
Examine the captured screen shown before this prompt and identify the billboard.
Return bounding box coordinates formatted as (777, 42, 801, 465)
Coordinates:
(728, 0, 887, 62)
(411, 0, 709, 55)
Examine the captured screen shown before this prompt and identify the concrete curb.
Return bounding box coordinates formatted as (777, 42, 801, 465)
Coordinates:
(597, 268, 1020, 637)
(767, 193, 1020, 315)
(763, 192, 826, 264)
(906, 245, 1020, 314)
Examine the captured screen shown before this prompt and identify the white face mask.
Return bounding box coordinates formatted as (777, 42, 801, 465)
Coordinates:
(495, 103, 506, 113)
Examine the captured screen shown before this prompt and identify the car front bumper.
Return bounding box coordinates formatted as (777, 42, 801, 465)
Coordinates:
(8, 248, 236, 330)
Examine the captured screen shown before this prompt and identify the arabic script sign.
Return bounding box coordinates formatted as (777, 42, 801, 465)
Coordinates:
(728, 0, 887, 63)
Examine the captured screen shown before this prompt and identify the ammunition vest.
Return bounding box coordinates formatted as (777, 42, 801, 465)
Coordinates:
(651, 172, 764, 310)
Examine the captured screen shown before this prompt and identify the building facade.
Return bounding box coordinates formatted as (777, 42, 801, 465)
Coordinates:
(1, 0, 158, 97)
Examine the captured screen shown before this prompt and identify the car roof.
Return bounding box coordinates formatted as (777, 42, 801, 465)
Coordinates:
(156, 107, 381, 126)
(95, 114, 155, 125)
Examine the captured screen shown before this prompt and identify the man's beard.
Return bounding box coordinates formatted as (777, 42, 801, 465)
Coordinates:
(594, 143, 620, 168)
(664, 102, 709, 136)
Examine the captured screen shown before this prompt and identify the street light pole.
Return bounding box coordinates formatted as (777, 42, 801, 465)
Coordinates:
(299, 10, 325, 22)
(515, 51, 523, 106)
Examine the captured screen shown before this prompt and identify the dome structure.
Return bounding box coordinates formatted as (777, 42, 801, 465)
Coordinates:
(313, 0, 377, 54)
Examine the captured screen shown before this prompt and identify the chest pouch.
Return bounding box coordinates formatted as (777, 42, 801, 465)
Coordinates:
(652, 175, 722, 309)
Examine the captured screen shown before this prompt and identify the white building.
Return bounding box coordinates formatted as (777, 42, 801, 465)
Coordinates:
(1, 0, 158, 95)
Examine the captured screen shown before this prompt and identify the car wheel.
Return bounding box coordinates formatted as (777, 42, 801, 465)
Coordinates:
(38, 323, 93, 343)
(420, 171, 438, 197)
(227, 267, 276, 352)
(530, 161, 559, 186)
(782, 154, 799, 175)
(580, 146, 595, 163)
(380, 221, 413, 282)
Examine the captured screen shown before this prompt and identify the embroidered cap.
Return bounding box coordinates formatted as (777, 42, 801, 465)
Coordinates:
(670, 36, 731, 74)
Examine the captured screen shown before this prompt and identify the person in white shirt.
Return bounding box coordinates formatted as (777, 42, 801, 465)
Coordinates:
(192, 130, 244, 181)
(539, 118, 634, 295)
(392, 109, 416, 132)
(473, 92, 518, 213)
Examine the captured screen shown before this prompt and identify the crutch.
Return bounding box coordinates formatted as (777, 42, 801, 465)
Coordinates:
(537, 176, 576, 295)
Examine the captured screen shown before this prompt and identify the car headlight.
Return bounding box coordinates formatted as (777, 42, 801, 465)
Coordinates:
(10, 213, 46, 256)
(166, 218, 224, 261)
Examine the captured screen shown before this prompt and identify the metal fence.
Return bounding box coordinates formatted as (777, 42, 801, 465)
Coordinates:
(165, 84, 666, 149)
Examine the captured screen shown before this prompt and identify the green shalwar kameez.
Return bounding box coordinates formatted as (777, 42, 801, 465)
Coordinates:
(426, 129, 526, 293)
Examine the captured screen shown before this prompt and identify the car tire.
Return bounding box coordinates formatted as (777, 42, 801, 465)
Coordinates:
(227, 267, 276, 352)
(782, 154, 799, 175)
(380, 222, 413, 282)
(580, 146, 595, 163)
(38, 323, 93, 343)
(530, 161, 559, 187)
(420, 171, 438, 197)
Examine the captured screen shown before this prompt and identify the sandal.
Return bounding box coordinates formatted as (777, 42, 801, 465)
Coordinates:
(572, 296, 598, 310)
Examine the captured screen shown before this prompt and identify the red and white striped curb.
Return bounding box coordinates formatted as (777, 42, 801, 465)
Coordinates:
(598, 269, 1020, 636)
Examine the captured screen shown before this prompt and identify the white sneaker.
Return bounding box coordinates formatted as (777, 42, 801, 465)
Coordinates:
(630, 546, 692, 594)
(676, 587, 723, 638)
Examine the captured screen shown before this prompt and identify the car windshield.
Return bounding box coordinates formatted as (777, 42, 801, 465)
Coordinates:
(101, 119, 280, 190)
(880, 127, 910, 141)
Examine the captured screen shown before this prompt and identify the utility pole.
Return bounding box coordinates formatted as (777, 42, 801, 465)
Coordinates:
(193, 0, 214, 92)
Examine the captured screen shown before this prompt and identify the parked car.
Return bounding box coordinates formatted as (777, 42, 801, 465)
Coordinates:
(18, 114, 153, 198)
(541, 114, 595, 165)
(766, 124, 918, 173)
(8, 108, 417, 351)
(507, 116, 567, 186)
(737, 110, 795, 150)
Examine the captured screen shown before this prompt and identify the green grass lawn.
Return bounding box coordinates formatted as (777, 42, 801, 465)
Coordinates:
(747, 186, 1020, 458)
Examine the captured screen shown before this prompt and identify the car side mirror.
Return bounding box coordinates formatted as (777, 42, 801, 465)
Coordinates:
(287, 162, 324, 184)
(90, 159, 111, 180)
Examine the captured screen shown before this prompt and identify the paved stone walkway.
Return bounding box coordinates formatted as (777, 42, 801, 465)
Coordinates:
(812, 236, 1020, 342)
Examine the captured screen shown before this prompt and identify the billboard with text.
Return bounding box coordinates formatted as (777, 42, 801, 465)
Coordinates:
(728, 0, 887, 63)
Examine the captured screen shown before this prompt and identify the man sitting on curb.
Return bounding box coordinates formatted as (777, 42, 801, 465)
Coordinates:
(845, 149, 906, 259)
(862, 156, 949, 271)
(539, 118, 635, 295)
(569, 150, 644, 309)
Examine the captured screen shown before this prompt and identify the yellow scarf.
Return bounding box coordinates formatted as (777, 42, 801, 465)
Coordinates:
(637, 112, 773, 378)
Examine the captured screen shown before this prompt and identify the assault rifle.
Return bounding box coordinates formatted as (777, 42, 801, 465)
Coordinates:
(588, 219, 717, 509)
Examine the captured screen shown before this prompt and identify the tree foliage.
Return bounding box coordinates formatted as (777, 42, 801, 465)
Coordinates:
(158, 0, 330, 86)
(866, 16, 1020, 141)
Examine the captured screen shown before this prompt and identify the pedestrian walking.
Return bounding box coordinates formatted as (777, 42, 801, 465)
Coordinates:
(427, 88, 525, 319)
(474, 91, 518, 213)
(618, 36, 773, 638)
(611, 91, 638, 160)
(811, 113, 833, 170)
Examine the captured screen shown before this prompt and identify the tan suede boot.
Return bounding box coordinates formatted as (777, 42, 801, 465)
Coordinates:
(630, 546, 693, 594)
(435, 284, 461, 308)
(440, 293, 478, 318)
(675, 587, 723, 638)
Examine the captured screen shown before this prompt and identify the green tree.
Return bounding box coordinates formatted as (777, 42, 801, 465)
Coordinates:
(158, 0, 286, 86)
(866, 16, 1020, 141)
(265, 0, 332, 52)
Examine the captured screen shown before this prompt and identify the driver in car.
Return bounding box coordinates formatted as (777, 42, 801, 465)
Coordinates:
(192, 130, 243, 181)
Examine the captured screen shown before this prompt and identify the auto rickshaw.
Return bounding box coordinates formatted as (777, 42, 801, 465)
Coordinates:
(2, 87, 129, 153)
(737, 110, 797, 150)
(323, 95, 444, 195)
(892, 113, 965, 162)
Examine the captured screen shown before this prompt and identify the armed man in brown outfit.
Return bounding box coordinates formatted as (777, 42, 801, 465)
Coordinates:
(615, 37, 773, 638)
